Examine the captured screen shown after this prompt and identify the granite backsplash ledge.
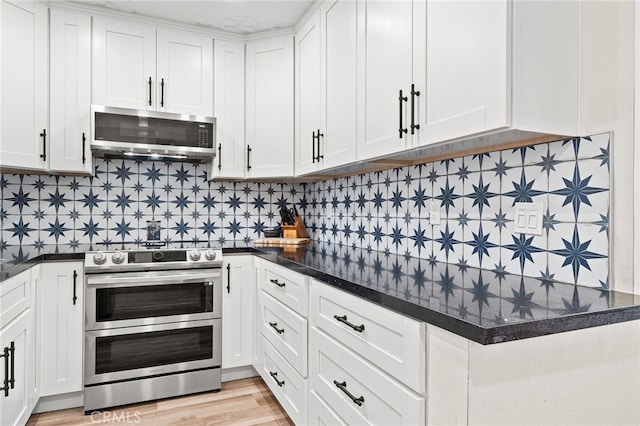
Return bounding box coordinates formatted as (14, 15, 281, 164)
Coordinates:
(1, 133, 610, 288)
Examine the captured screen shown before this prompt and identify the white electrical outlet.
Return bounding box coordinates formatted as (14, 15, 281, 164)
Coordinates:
(429, 202, 441, 226)
(513, 202, 544, 235)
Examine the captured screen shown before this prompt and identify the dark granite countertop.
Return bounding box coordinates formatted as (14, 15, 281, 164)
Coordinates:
(3, 241, 640, 345)
(249, 241, 640, 345)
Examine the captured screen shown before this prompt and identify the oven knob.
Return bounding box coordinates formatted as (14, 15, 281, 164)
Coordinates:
(204, 249, 217, 261)
(93, 252, 107, 265)
(112, 251, 125, 264)
(189, 249, 201, 261)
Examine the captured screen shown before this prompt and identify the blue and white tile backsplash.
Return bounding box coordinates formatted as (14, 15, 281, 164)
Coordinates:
(1, 133, 610, 287)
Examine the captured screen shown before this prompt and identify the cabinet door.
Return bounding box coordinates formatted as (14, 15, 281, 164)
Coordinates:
(295, 9, 322, 175)
(222, 256, 255, 369)
(156, 29, 213, 116)
(92, 16, 156, 110)
(211, 39, 245, 179)
(48, 9, 92, 174)
(0, 310, 34, 426)
(356, 0, 417, 160)
(38, 262, 84, 396)
(0, 0, 48, 170)
(245, 36, 294, 178)
(421, 0, 508, 145)
(321, 0, 357, 170)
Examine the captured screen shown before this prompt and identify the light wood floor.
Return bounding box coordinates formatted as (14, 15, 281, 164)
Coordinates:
(27, 377, 293, 426)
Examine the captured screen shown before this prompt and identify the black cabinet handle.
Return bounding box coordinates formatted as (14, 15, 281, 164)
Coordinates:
(398, 89, 408, 139)
(269, 371, 285, 387)
(247, 145, 252, 171)
(8, 342, 14, 390)
(82, 132, 86, 164)
(217, 143, 222, 171)
(333, 314, 365, 333)
(312, 130, 317, 163)
(316, 129, 324, 161)
(39, 129, 47, 161)
(333, 380, 364, 406)
(269, 322, 285, 334)
(1, 346, 9, 397)
(148, 77, 152, 106)
(410, 83, 420, 134)
(72, 270, 78, 305)
(269, 278, 285, 288)
(226, 263, 231, 293)
(160, 78, 165, 107)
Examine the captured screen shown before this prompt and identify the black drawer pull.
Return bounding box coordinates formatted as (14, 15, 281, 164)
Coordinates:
(72, 270, 78, 305)
(269, 278, 285, 288)
(39, 129, 47, 161)
(8, 342, 14, 390)
(218, 143, 222, 171)
(410, 83, 420, 134)
(333, 314, 365, 333)
(226, 263, 231, 293)
(269, 322, 285, 334)
(269, 371, 285, 387)
(398, 89, 408, 139)
(333, 380, 364, 407)
(1, 346, 9, 397)
(82, 132, 86, 164)
(160, 78, 165, 107)
(148, 76, 152, 106)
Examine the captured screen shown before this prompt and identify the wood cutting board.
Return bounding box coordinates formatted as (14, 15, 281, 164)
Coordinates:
(254, 237, 310, 246)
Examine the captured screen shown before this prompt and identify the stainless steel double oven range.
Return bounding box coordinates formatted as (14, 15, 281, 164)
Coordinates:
(83, 247, 223, 412)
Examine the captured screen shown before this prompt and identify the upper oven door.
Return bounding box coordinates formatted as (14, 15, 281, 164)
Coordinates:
(85, 269, 222, 330)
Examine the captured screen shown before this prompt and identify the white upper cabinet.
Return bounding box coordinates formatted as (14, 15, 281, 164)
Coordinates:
(156, 29, 213, 116)
(92, 17, 156, 111)
(48, 9, 92, 174)
(295, 9, 322, 175)
(320, 0, 357, 170)
(295, 0, 358, 176)
(421, 0, 507, 145)
(356, 0, 424, 161)
(0, 0, 48, 171)
(211, 39, 245, 179)
(93, 16, 213, 116)
(245, 36, 294, 178)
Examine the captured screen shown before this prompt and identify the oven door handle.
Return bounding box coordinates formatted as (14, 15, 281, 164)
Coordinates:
(86, 271, 220, 287)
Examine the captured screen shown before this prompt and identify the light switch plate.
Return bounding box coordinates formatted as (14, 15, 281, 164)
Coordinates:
(513, 202, 544, 235)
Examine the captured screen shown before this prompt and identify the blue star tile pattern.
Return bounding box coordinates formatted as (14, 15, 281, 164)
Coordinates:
(0, 133, 611, 288)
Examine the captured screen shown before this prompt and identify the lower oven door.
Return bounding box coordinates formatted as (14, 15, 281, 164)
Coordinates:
(84, 318, 221, 386)
(85, 269, 222, 330)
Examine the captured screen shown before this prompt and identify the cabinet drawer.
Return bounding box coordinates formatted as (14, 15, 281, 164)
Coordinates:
(0, 268, 32, 328)
(310, 279, 426, 393)
(261, 261, 308, 316)
(310, 329, 425, 426)
(309, 390, 346, 426)
(260, 335, 307, 425)
(260, 291, 308, 377)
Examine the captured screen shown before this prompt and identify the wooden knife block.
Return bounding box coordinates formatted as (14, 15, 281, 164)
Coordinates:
(281, 216, 309, 239)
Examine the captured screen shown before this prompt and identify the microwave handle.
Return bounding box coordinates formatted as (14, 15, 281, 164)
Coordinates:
(86, 271, 221, 287)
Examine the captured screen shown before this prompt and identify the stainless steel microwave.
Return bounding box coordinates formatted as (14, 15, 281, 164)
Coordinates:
(90, 105, 216, 161)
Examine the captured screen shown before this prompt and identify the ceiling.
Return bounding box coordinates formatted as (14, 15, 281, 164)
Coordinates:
(73, 0, 315, 34)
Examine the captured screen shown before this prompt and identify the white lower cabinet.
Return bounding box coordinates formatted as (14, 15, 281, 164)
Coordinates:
(0, 268, 38, 426)
(222, 255, 255, 369)
(309, 328, 425, 425)
(260, 292, 307, 377)
(259, 336, 308, 425)
(37, 262, 84, 397)
(255, 259, 309, 424)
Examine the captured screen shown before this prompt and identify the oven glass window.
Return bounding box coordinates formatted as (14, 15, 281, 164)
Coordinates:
(95, 326, 213, 374)
(96, 283, 213, 322)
